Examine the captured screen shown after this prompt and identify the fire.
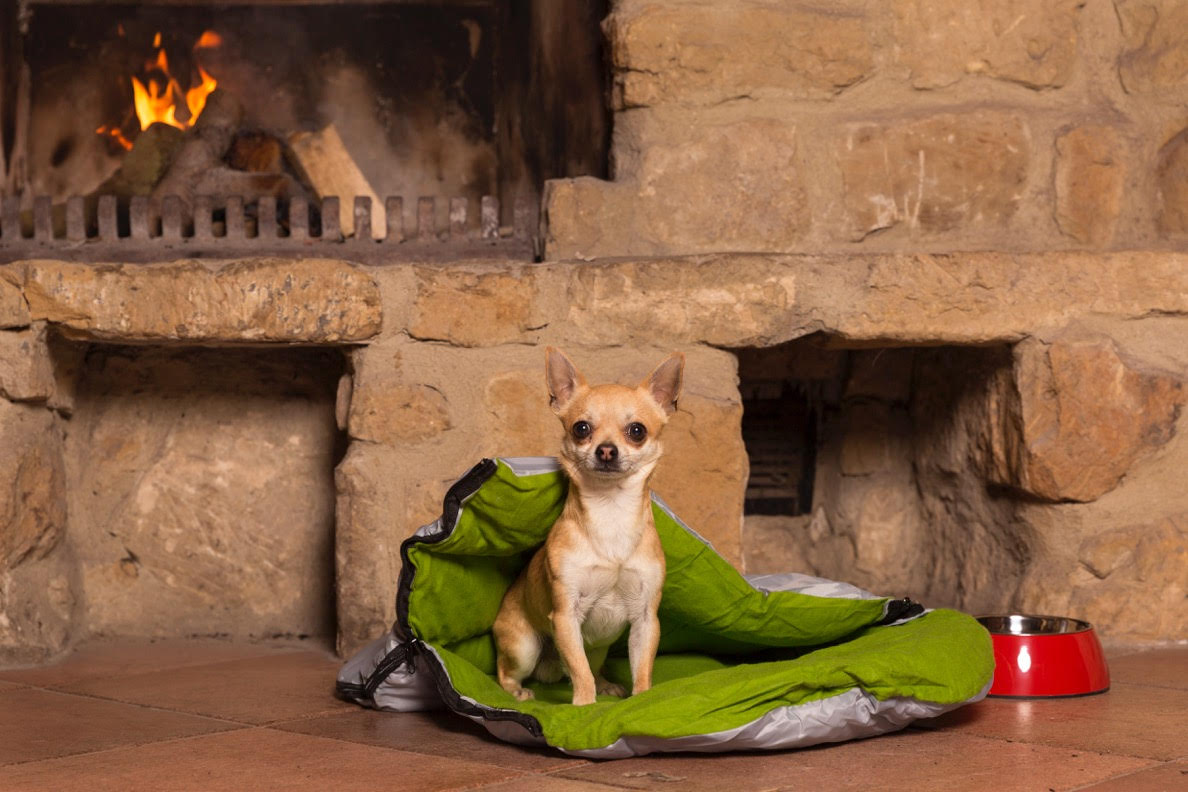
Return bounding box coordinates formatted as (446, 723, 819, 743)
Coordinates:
(99, 28, 222, 149)
(131, 31, 221, 131)
(95, 125, 134, 151)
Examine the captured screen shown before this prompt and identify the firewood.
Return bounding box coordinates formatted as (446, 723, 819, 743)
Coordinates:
(98, 123, 186, 198)
(150, 88, 243, 211)
(228, 131, 283, 174)
(193, 167, 307, 205)
(286, 124, 385, 238)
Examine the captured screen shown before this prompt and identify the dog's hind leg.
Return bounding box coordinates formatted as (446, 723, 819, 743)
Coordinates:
(494, 601, 541, 702)
(587, 644, 627, 698)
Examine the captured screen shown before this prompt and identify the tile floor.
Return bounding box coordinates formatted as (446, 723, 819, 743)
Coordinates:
(0, 639, 1184, 791)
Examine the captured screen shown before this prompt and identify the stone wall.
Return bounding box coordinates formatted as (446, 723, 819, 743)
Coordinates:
(546, 0, 1188, 258)
(1, 255, 1184, 661)
(0, 273, 73, 664)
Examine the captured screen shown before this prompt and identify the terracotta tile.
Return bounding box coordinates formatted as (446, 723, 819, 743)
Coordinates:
(0, 637, 310, 689)
(0, 680, 23, 692)
(556, 730, 1152, 792)
(917, 682, 1188, 760)
(59, 650, 353, 725)
(0, 728, 524, 792)
(1105, 648, 1188, 690)
(1075, 760, 1188, 791)
(274, 709, 588, 772)
(0, 687, 238, 766)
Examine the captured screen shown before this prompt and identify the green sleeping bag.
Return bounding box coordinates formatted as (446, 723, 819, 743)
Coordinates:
(337, 457, 994, 757)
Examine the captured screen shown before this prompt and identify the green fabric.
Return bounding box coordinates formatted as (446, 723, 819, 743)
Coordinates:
(405, 460, 993, 752)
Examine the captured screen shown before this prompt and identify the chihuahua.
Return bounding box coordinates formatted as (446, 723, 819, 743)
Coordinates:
(492, 348, 684, 706)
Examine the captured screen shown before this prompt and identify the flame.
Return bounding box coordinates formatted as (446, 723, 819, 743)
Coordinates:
(102, 29, 222, 144)
(185, 67, 219, 124)
(96, 125, 134, 151)
(195, 30, 223, 49)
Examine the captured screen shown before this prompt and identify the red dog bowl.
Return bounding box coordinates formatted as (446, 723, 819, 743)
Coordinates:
(977, 614, 1110, 698)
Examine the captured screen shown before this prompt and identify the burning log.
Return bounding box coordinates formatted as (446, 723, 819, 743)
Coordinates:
(193, 167, 307, 206)
(287, 124, 386, 238)
(150, 88, 244, 213)
(99, 123, 187, 198)
(228, 132, 284, 174)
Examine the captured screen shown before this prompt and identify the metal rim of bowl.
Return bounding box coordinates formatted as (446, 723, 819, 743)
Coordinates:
(976, 614, 1093, 636)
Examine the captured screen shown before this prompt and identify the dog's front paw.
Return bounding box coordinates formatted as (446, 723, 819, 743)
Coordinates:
(571, 689, 597, 706)
(511, 687, 535, 701)
(596, 678, 627, 697)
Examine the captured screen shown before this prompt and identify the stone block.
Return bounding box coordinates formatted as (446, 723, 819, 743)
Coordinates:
(542, 177, 641, 260)
(483, 370, 560, 458)
(893, 0, 1084, 89)
(563, 257, 802, 348)
(0, 401, 66, 571)
(0, 269, 29, 329)
(545, 117, 808, 259)
(651, 393, 747, 566)
(0, 325, 55, 403)
(607, 2, 873, 106)
(0, 550, 75, 666)
(1157, 128, 1188, 235)
(1115, 0, 1188, 94)
(22, 258, 382, 343)
(741, 514, 814, 576)
(335, 441, 426, 655)
(836, 112, 1030, 239)
(633, 117, 807, 253)
(1055, 126, 1125, 246)
(1001, 334, 1185, 502)
(347, 345, 452, 446)
(1071, 514, 1188, 642)
(410, 267, 547, 348)
(65, 346, 342, 639)
(852, 252, 1188, 345)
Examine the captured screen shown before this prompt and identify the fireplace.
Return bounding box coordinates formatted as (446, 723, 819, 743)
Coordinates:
(1, 0, 609, 258)
(3, 0, 1188, 664)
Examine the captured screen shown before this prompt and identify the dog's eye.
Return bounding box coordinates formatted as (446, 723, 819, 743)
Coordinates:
(626, 422, 647, 442)
(572, 421, 592, 439)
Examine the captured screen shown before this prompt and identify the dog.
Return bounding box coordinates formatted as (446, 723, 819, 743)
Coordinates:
(492, 348, 683, 706)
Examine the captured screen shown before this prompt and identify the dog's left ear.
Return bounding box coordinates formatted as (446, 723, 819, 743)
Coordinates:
(643, 351, 685, 416)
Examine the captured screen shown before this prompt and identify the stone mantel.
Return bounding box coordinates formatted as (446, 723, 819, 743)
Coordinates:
(4, 251, 1187, 348)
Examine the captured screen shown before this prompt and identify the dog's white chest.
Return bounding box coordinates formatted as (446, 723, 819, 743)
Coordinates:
(567, 555, 661, 647)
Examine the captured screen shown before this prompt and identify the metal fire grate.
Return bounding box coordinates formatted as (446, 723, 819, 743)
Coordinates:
(0, 193, 538, 262)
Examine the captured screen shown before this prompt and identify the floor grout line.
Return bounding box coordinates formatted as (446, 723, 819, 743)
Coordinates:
(1065, 758, 1174, 791)
(907, 719, 1186, 764)
(253, 724, 536, 774)
(0, 725, 264, 769)
(0, 644, 326, 688)
(7, 683, 263, 727)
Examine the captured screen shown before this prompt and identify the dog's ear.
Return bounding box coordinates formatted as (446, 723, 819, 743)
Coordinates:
(643, 351, 685, 416)
(545, 347, 586, 413)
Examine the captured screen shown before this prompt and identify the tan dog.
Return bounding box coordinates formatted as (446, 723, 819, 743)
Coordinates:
(493, 348, 683, 706)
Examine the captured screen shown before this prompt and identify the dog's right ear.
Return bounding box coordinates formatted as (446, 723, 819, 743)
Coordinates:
(545, 347, 586, 414)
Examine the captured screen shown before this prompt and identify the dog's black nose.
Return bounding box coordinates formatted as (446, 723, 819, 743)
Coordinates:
(596, 443, 618, 463)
